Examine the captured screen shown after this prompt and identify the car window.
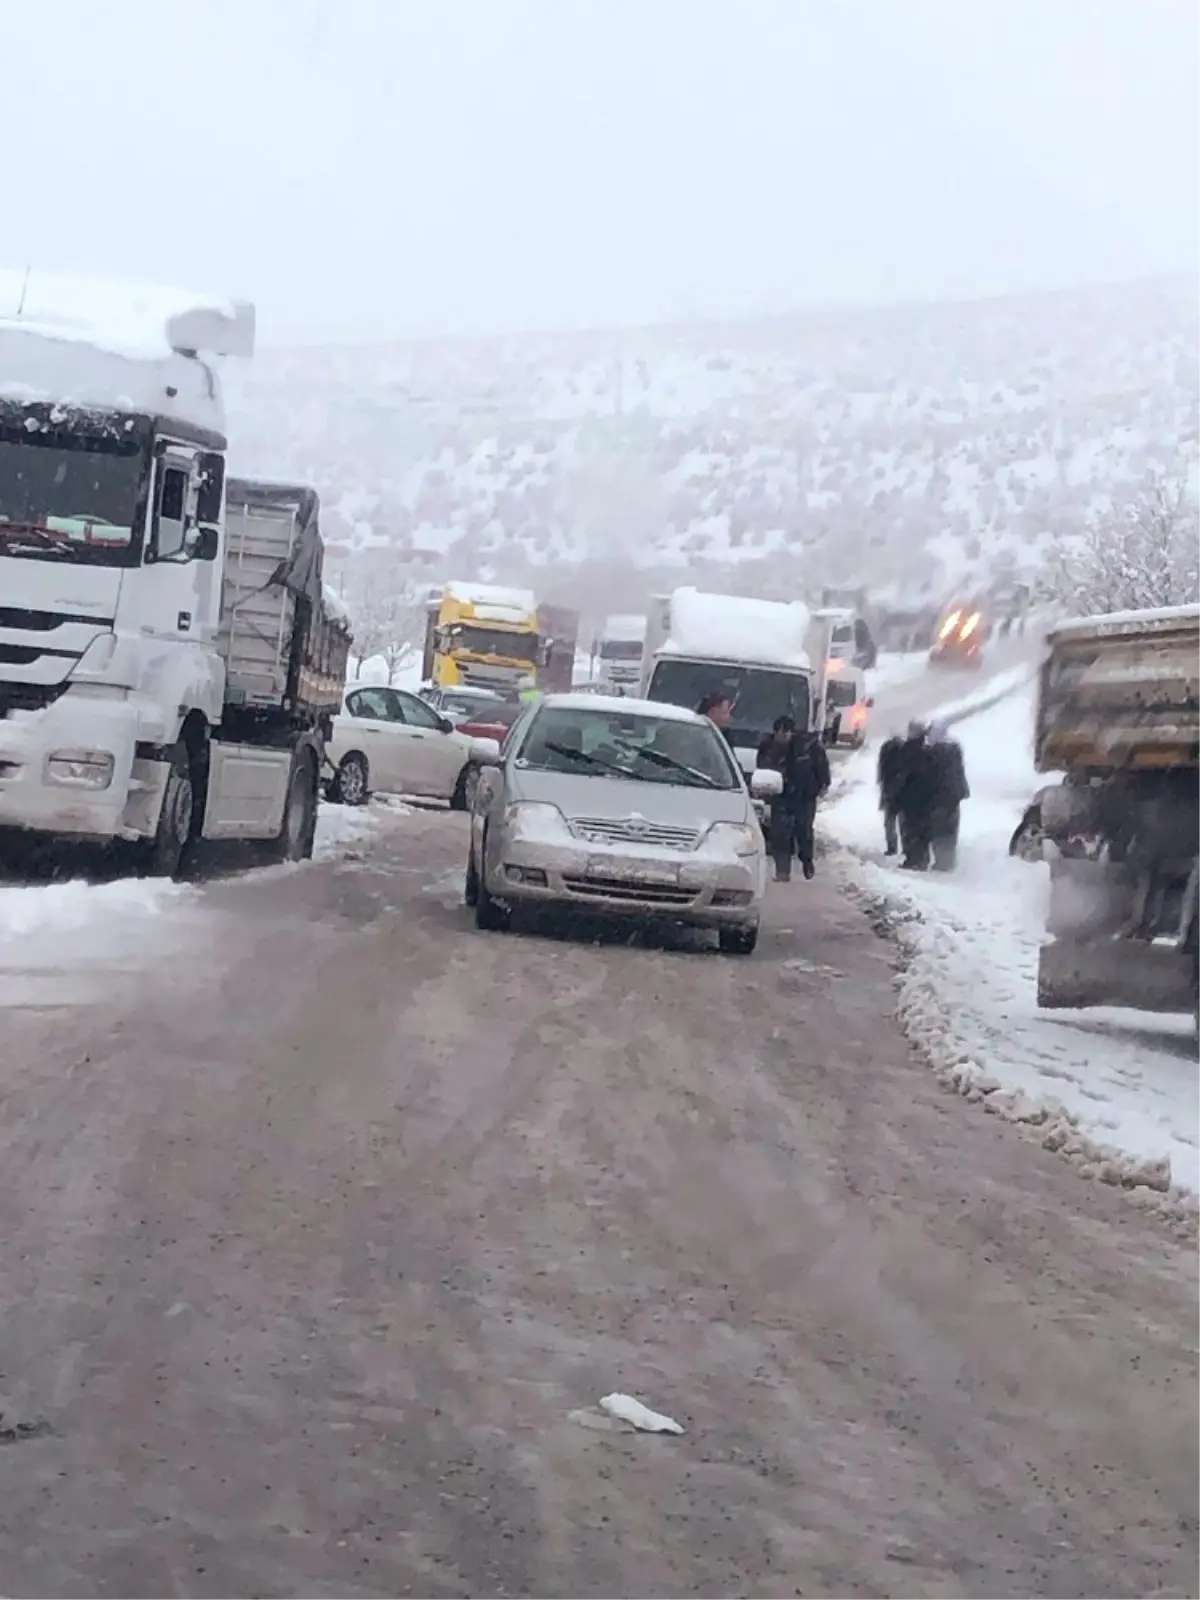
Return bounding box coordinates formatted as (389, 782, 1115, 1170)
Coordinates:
(347, 688, 392, 719)
(395, 690, 442, 731)
(515, 706, 740, 789)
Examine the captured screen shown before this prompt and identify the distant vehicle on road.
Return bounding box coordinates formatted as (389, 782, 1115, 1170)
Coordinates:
(465, 693, 780, 953)
(929, 603, 986, 668)
(420, 685, 504, 727)
(326, 685, 479, 808)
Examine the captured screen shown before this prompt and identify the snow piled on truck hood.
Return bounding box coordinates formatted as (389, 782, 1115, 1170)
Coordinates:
(825, 684, 1199, 1203)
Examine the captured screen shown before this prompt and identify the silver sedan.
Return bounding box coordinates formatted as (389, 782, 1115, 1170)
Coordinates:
(465, 693, 782, 954)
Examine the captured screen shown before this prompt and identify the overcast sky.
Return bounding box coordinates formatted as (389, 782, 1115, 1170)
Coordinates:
(4, 0, 1197, 344)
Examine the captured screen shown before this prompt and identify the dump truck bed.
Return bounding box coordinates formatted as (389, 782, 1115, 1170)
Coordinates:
(1035, 604, 1200, 776)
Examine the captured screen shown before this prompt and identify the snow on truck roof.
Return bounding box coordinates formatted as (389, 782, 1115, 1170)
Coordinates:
(1050, 602, 1200, 641)
(660, 588, 813, 669)
(443, 580, 537, 613)
(0, 268, 254, 435)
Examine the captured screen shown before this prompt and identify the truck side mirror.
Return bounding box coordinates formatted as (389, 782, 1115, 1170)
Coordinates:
(187, 524, 220, 562)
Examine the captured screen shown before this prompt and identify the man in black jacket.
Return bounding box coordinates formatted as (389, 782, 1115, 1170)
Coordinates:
(756, 715, 831, 881)
(876, 732, 906, 855)
(927, 720, 970, 870)
(894, 719, 938, 871)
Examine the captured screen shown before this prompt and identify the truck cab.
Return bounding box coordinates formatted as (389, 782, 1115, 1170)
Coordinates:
(0, 270, 347, 874)
(423, 582, 541, 692)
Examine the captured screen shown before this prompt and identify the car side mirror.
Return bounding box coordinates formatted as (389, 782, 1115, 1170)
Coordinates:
(469, 737, 502, 765)
(750, 769, 783, 800)
(865, 695, 875, 709)
(437, 714, 453, 734)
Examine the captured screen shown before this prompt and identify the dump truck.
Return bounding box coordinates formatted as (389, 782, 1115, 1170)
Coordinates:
(1033, 603, 1199, 1023)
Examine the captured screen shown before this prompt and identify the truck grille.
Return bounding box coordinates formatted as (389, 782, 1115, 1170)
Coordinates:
(570, 817, 701, 851)
(0, 681, 68, 716)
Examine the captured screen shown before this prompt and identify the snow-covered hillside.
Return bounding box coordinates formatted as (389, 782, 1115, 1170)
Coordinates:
(226, 276, 1198, 612)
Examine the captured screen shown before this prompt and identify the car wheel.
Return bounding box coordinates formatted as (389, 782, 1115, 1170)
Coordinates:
(474, 834, 509, 931)
(450, 765, 470, 811)
(263, 750, 317, 864)
(331, 751, 369, 806)
(719, 923, 758, 956)
(464, 843, 480, 906)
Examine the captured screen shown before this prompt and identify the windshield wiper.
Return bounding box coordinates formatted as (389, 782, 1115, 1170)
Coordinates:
(542, 740, 639, 780)
(0, 525, 80, 558)
(636, 747, 721, 788)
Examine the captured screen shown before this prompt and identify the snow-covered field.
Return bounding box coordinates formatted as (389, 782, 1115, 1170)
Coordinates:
(826, 686, 1199, 1200)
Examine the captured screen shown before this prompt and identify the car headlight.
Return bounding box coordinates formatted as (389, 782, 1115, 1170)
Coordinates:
(699, 821, 762, 858)
(503, 801, 570, 840)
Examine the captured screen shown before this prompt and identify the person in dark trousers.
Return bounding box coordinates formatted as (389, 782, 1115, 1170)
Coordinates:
(876, 731, 906, 855)
(756, 715, 831, 882)
(926, 720, 969, 871)
(893, 719, 938, 870)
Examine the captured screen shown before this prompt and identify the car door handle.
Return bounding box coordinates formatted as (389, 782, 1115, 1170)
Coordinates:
(410, 732, 426, 740)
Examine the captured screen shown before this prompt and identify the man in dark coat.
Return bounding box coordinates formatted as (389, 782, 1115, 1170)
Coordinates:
(876, 731, 906, 855)
(756, 715, 831, 882)
(893, 719, 938, 871)
(926, 720, 969, 871)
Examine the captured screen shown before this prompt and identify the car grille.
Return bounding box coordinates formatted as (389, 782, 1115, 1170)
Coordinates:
(561, 874, 697, 906)
(570, 817, 701, 851)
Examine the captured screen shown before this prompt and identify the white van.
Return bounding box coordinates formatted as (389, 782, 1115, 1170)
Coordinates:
(823, 663, 872, 748)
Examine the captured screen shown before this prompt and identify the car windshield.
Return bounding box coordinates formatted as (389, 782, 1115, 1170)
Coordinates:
(599, 639, 643, 661)
(0, 422, 149, 568)
(515, 705, 741, 790)
(645, 659, 811, 746)
(826, 678, 858, 709)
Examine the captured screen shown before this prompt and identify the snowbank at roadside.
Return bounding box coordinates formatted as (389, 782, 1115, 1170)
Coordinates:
(313, 796, 410, 861)
(825, 685, 1199, 1203)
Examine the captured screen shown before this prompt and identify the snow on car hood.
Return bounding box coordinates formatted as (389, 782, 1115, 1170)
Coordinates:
(509, 766, 751, 829)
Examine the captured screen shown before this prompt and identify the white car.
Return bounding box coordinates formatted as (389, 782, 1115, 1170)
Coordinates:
(326, 685, 476, 807)
(466, 693, 781, 953)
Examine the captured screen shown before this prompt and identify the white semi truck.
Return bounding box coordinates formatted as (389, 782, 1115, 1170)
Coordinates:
(0, 271, 350, 876)
(595, 613, 647, 692)
(639, 587, 833, 776)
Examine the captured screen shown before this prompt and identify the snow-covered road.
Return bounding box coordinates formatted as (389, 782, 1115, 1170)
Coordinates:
(826, 683, 1199, 1199)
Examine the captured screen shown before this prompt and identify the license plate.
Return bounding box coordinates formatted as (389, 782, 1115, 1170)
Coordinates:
(586, 856, 679, 886)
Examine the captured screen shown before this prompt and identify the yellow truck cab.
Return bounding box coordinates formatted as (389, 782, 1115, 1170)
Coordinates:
(423, 583, 540, 692)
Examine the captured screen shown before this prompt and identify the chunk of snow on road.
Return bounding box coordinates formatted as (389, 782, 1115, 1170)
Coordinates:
(825, 685, 1199, 1200)
(0, 877, 186, 945)
(313, 801, 389, 860)
(599, 1393, 684, 1434)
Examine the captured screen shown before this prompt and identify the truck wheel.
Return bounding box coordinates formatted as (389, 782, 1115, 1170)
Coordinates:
(331, 751, 369, 806)
(719, 923, 759, 956)
(141, 741, 194, 879)
(267, 752, 318, 863)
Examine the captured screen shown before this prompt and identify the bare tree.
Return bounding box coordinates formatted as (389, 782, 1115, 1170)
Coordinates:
(1049, 475, 1199, 618)
(342, 563, 427, 681)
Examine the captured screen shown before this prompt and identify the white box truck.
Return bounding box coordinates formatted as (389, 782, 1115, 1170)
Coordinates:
(0, 270, 350, 875)
(639, 587, 833, 776)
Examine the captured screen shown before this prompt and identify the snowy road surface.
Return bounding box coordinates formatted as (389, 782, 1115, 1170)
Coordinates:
(0, 795, 1197, 1597)
(828, 682, 1199, 1196)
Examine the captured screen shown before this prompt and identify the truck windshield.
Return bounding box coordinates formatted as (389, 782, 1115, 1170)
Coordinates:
(0, 421, 149, 568)
(647, 658, 811, 744)
(599, 639, 644, 661)
(450, 624, 539, 663)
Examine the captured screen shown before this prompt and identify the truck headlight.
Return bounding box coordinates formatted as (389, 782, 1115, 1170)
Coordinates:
(699, 822, 761, 858)
(44, 749, 115, 790)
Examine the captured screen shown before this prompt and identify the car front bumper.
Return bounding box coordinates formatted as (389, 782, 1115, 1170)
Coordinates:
(487, 837, 764, 926)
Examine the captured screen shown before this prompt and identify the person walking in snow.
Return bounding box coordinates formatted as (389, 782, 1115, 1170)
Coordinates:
(876, 730, 906, 856)
(926, 719, 969, 871)
(756, 715, 830, 882)
(893, 719, 938, 871)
